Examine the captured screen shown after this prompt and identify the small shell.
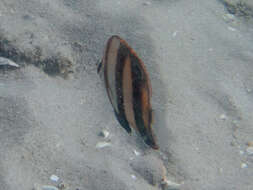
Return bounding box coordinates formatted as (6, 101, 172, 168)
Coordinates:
(0, 57, 19, 67)
(246, 147, 253, 155)
(42, 186, 59, 190)
(33, 184, 59, 190)
(50, 175, 59, 182)
(96, 141, 111, 149)
(99, 130, 110, 138)
(161, 179, 181, 190)
(241, 163, 247, 169)
(172, 31, 177, 38)
(220, 114, 227, 120)
(133, 150, 141, 156)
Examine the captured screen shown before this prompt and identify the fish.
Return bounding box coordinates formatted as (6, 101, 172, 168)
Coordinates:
(98, 35, 159, 149)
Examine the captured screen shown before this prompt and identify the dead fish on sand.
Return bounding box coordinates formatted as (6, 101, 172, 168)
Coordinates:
(98, 35, 159, 149)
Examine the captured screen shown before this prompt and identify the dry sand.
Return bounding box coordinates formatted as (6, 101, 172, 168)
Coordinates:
(0, 0, 253, 189)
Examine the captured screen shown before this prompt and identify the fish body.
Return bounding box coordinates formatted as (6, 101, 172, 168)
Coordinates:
(98, 35, 158, 149)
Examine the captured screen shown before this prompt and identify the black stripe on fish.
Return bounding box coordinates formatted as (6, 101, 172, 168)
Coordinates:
(115, 44, 132, 133)
(130, 54, 158, 148)
(131, 54, 146, 135)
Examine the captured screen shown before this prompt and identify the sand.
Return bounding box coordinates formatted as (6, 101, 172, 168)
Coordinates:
(0, 0, 253, 189)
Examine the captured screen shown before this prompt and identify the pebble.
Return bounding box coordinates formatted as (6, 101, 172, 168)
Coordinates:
(241, 163, 247, 169)
(80, 98, 86, 105)
(99, 130, 109, 138)
(232, 120, 238, 125)
(143, 2, 151, 6)
(95, 141, 111, 149)
(131, 174, 137, 180)
(172, 31, 177, 38)
(230, 141, 236, 146)
(246, 147, 253, 155)
(161, 179, 181, 190)
(247, 141, 253, 147)
(228, 26, 236, 32)
(246, 88, 252, 93)
(223, 13, 235, 21)
(0, 57, 19, 68)
(50, 175, 59, 182)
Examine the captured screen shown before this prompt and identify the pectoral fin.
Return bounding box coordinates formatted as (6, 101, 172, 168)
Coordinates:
(97, 60, 102, 74)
